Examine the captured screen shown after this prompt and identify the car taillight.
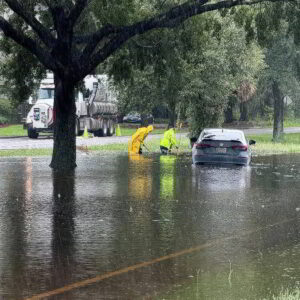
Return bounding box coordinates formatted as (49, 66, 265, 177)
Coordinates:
(232, 145, 248, 151)
(195, 143, 212, 149)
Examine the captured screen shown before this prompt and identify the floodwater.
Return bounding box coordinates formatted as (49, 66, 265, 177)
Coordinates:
(0, 153, 300, 299)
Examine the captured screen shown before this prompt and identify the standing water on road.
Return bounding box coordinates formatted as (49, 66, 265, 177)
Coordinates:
(0, 153, 300, 299)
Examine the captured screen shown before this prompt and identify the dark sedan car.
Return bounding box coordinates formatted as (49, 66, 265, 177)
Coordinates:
(123, 112, 154, 124)
(191, 128, 255, 166)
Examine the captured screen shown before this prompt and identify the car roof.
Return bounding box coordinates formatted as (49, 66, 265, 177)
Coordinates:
(199, 128, 246, 142)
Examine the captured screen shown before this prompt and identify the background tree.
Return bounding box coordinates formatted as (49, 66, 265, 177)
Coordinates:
(253, 2, 300, 141)
(182, 14, 265, 136)
(112, 26, 188, 127)
(113, 11, 265, 134)
(254, 19, 300, 141)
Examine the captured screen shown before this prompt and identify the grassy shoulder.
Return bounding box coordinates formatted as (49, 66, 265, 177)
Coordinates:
(227, 118, 300, 128)
(0, 124, 168, 137)
(0, 124, 27, 136)
(247, 133, 300, 156)
(0, 148, 52, 157)
(89, 133, 300, 156)
(117, 125, 167, 136)
(1, 132, 300, 157)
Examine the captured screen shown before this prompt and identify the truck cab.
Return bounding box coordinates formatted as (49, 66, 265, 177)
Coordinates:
(25, 74, 117, 139)
(25, 81, 55, 138)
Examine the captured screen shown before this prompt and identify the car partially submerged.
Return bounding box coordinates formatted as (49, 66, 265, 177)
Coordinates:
(191, 128, 255, 166)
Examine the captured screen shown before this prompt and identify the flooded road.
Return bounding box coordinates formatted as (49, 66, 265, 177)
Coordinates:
(0, 153, 300, 299)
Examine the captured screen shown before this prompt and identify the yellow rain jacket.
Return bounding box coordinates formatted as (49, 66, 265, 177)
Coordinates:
(129, 125, 153, 155)
(160, 128, 177, 150)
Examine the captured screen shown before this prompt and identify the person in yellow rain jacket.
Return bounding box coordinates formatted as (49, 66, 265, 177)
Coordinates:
(160, 125, 178, 154)
(128, 125, 154, 155)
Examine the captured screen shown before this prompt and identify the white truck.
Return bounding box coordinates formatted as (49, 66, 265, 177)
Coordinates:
(25, 74, 118, 138)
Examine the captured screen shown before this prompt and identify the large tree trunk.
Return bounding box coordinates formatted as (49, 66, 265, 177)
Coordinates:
(272, 80, 284, 142)
(239, 102, 249, 121)
(224, 95, 236, 123)
(168, 103, 176, 127)
(50, 75, 77, 170)
(224, 106, 234, 123)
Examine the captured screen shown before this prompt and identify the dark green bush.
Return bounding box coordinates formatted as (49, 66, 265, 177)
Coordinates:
(0, 98, 18, 124)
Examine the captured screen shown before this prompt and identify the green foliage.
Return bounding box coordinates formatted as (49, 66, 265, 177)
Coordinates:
(0, 98, 18, 124)
(111, 11, 265, 133)
(0, 40, 45, 107)
(0, 148, 52, 157)
(182, 14, 265, 136)
(0, 124, 26, 136)
(250, 23, 300, 122)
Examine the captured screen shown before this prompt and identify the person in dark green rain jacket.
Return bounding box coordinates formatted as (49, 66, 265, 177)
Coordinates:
(160, 125, 178, 154)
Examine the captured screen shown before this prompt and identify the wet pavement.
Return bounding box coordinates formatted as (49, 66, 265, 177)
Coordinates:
(0, 153, 300, 299)
(0, 135, 140, 150)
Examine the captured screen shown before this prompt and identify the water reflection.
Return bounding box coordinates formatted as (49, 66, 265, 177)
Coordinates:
(24, 157, 33, 203)
(50, 170, 76, 296)
(128, 155, 153, 200)
(159, 155, 176, 199)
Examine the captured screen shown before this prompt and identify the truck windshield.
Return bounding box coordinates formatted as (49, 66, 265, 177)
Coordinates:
(38, 88, 55, 99)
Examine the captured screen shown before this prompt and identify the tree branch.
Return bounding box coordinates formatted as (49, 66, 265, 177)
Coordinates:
(3, 0, 56, 48)
(0, 16, 56, 71)
(78, 24, 122, 61)
(68, 0, 88, 26)
(131, 0, 287, 34)
(79, 0, 291, 77)
(80, 33, 132, 78)
(74, 0, 209, 48)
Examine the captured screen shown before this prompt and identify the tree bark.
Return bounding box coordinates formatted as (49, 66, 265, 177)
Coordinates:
(140, 113, 149, 127)
(50, 74, 77, 170)
(224, 106, 234, 123)
(272, 80, 284, 142)
(168, 102, 176, 127)
(224, 95, 236, 123)
(239, 102, 249, 121)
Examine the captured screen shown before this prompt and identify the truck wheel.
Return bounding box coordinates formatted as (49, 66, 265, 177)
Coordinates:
(102, 122, 108, 137)
(75, 120, 79, 136)
(28, 127, 39, 139)
(94, 129, 102, 137)
(107, 123, 114, 136)
(75, 119, 83, 136)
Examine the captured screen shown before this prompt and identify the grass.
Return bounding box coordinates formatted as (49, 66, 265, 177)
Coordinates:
(246, 133, 300, 155)
(262, 119, 300, 128)
(0, 124, 168, 137)
(268, 288, 300, 300)
(1, 130, 300, 157)
(2, 118, 300, 137)
(0, 148, 52, 157)
(118, 125, 167, 136)
(0, 124, 27, 136)
(89, 135, 190, 153)
(89, 133, 300, 156)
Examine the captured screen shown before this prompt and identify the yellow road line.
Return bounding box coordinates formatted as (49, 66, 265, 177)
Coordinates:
(24, 218, 296, 300)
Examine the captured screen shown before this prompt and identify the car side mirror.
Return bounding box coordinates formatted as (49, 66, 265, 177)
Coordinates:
(190, 137, 197, 148)
(249, 139, 256, 145)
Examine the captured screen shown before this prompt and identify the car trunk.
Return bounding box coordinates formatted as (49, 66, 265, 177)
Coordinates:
(195, 139, 248, 156)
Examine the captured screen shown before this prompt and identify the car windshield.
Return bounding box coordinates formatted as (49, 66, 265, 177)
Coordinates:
(38, 88, 55, 99)
(202, 131, 244, 142)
